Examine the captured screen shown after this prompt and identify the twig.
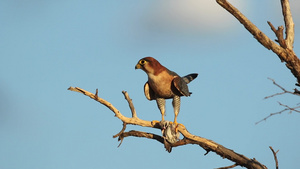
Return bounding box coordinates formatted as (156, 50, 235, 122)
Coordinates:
(113, 122, 127, 138)
(256, 78, 300, 124)
(267, 22, 286, 48)
(216, 164, 238, 169)
(278, 102, 300, 113)
(122, 91, 137, 118)
(256, 102, 300, 124)
(269, 146, 279, 169)
(264, 78, 300, 99)
(256, 108, 288, 125)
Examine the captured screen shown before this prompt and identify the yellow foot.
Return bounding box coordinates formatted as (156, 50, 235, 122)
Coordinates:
(151, 120, 160, 126)
(170, 121, 185, 132)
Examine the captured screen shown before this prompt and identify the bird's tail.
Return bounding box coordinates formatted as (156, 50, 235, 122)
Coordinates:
(182, 73, 198, 84)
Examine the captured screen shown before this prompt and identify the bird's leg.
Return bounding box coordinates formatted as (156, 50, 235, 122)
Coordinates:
(157, 98, 166, 121)
(151, 98, 166, 126)
(172, 96, 185, 131)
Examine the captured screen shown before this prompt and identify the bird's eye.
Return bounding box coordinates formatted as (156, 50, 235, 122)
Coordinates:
(140, 60, 146, 65)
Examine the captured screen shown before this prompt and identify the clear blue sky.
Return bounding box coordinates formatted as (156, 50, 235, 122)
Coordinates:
(1, 0, 299, 169)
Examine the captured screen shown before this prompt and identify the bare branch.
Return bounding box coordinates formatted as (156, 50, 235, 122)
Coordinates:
(281, 0, 295, 49)
(113, 122, 127, 139)
(122, 91, 137, 118)
(269, 146, 279, 169)
(216, 0, 300, 86)
(68, 87, 154, 128)
(278, 102, 300, 113)
(257, 78, 300, 124)
(216, 164, 238, 169)
(215, 0, 281, 51)
(256, 107, 288, 125)
(68, 86, 267, 169)
(267, 22, 286, 48)
(118, 130, 164, 144)
(264, 78, 300, 99)
(256, 102, 300, 124)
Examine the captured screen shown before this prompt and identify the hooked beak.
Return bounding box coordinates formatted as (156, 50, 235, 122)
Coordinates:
(135, 63, 142, 69)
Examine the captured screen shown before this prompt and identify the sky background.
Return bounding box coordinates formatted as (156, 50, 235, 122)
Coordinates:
(1, 0, 300, 169)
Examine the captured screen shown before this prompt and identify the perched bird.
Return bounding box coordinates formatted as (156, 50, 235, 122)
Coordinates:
(135, 57, 198, 128)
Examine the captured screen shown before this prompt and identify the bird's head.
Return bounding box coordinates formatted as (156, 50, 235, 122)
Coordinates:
(135, 57, 165, 75)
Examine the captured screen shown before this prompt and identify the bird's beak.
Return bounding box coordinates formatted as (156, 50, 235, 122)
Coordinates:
(135, 63, 142, 69)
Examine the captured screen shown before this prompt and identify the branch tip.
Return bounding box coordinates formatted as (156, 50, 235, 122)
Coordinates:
(269, 146, 279, 169)
(95, 88, 98, 96)
(122, 91, 138, 118)
(113, 122, 127, 138)
(216, 163, 238, 169)
(204, 150, 210, 156)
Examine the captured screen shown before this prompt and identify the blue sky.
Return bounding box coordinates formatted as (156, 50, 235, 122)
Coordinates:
(1, 0, 300, 169)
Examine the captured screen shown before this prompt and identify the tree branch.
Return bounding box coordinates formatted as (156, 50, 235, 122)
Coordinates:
(122, 91, 137, 118)
(68, 87, 154, 128)
(216, 163, 238, 169)
(216, 0, 300, 86)
(281, 0, 294, 49)
(264, 78, 300, 99)
(256, 101, 300, 124)
(68, 86, 267, 169)
(215, 0, 281, 51)
(267, 22, 286, 48)
(117, 130, 164, 147)
(269, 146, 279, 169)
(256, 102, 300, 124)
(256, 78, 300, 124)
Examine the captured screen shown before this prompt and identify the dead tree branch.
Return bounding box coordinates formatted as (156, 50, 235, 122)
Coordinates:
(256, 102, 300, 124)
(269, 146, 279, 169)
(256, 78, 300, 124)
(68, 86, 267, 169)
(216, 163, 238, 169)
(278, 102, 300, 113)
(216, 0, 300, 86)
(264, 78, 300, 99)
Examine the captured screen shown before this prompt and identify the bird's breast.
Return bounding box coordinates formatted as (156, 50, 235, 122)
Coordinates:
(148, 72, 175, 98)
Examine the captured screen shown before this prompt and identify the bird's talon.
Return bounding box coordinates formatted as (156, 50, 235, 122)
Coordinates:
(151, 120, 160, 126)
(172, 122, 185, 132)
(178, 123, 185, 128)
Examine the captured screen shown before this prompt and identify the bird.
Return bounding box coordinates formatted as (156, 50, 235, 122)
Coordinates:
(161, 121, 180, 152)
(135, 57, 198, 129)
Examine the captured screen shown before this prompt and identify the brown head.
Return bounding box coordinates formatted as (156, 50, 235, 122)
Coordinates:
(135, 57, 166, 75)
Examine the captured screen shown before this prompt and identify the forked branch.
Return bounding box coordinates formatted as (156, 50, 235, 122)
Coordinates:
(256, 78, 300, 124)
(269, 146, 279, 169)
(68, 86, 267, 169)
(216, 0, 300, 86)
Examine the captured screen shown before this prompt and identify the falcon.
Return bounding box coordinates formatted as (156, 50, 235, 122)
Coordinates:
(135, 57, 198, 128)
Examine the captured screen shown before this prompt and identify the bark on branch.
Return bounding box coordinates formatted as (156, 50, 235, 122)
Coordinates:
(68, 86, 267, 169)
(216, 0, 300, 86)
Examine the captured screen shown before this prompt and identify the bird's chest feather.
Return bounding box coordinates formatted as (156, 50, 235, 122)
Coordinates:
(148, 72, 175, 98)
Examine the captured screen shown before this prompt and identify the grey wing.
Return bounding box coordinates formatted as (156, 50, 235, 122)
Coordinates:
(172, 76, 191, 96)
